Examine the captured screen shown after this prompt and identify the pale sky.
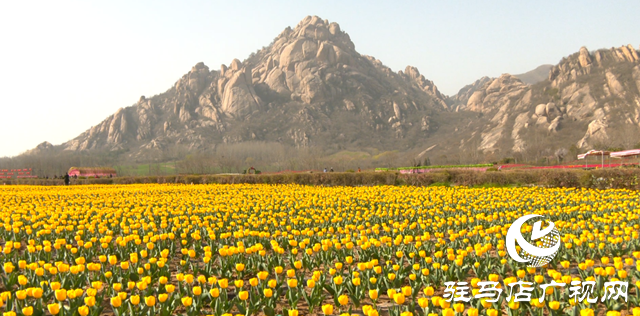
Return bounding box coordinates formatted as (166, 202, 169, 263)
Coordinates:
(1, 0, 639, 157)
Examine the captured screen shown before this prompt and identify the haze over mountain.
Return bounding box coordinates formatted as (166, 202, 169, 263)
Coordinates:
(18, 16, 640, 170)
(513, 64, 554, 85)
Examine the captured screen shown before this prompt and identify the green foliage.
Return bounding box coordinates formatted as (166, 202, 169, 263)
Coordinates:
(545, 87, 560, 100)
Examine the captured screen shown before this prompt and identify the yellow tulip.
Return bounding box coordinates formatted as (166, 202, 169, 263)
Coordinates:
(424, 286, 435, 296)
(84, 296, 96, 307)
(257, 271, 269, 280)
(111, 296, 122, 308)
(54, 289, 66, 301)
(338, 294, 349, 306)
(393, 293, 405, 305)
(144, 296, 156, 307)
(322, 304, 334, 315)
(78, 306, 89, 316)
(47, 303, 60, 315)
(137, 281, 147, 291)
(32, 288, 43, 299)
(21, 307, 33, 316)
(580, 309, 594, 316)
(16, 290, 27, 300)
(50, 282, 61, 291)
(441, 308, 454, 316)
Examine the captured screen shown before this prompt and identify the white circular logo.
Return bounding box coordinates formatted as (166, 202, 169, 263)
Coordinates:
(505, 214, 561, 268)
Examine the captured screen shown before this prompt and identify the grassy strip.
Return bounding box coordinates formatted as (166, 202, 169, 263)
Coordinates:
(2, 168, 639, 189)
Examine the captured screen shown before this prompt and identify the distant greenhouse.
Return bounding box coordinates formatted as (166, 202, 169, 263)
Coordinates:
(68, 167, 116, 178)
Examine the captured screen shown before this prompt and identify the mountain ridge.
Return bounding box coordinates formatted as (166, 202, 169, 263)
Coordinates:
(513, 64, 553, 85)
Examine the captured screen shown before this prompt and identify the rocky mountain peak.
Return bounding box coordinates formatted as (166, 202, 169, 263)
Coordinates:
(399, 66, 447, 108)
(578, 46, 592, 67)
(462, 73, 528, 113)
(549, 45, 640, 87)
(53, 16, 448, 157)
(291, 15, 353, 50)
(24, 141, 54, 155)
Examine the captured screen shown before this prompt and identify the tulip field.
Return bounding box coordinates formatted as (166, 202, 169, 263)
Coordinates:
(1, 184, 640, 316)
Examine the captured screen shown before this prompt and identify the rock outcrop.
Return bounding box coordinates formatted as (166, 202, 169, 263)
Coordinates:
(24, 141, 55, 155)
(464, 74, 528, 113)
(400, 66, 448, 109)
(453, 44, 640, 155)
(449, 76, 492, 111)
